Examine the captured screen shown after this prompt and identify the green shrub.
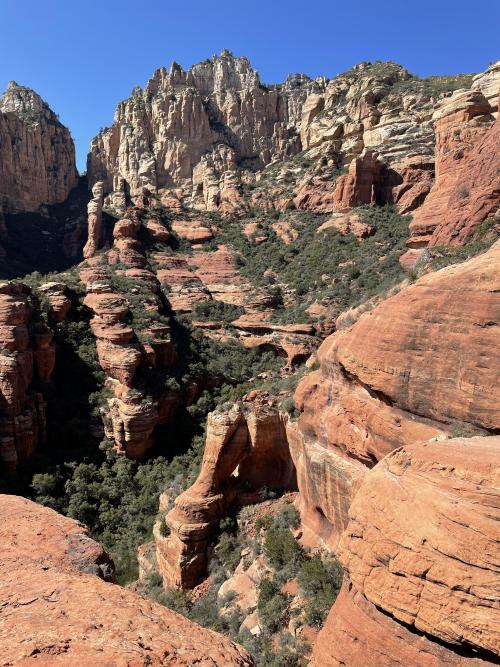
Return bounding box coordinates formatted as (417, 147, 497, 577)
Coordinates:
(159, 521, 170, 537)
(258, 578, 290, 633)
(192, 299, 245, 324)
(264, 526, 305, 575)
(216, 532, 241, 574)
(297, 554, 343, 627)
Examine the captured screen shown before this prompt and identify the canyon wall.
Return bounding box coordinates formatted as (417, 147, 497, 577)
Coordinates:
(0, 282, 59, 472)
(87, 50, 322, 209)
(288, 240, 500, 549)
(0, 81, 78, 212)
(408, 85, 500, 247)
(87, 54, 482, 220)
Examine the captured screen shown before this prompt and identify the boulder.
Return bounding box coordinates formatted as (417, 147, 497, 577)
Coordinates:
(0, 495, 254, 666)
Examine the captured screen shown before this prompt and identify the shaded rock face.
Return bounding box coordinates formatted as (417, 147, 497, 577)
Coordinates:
(0, 282, 56, 472)
(409, 84, 500, 247)
(0, 81, 78, 212)
(0, 494, 254, 666)
(157, 394, 296, 589)
(290, 241, 500, 548)
(87, 51, 322, 209)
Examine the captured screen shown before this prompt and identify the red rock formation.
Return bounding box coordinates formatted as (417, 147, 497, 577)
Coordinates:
(312, 581, 495, 667)
(83, 181, 105, 258)
(172, 219, 215, 245)
(387, 155, 435, 214)
(157, 394, 295, 589)
(38, 281, 72, 322)
(409, 88, 500, 247)
(80, 209, 180, 459)
(332, 152, 383, 210)
(317, 212, 375, 239)
(156, 252, 211, 312)
(0, 282, 55, 471)
(0, 494, 254, 666)
(339, 436, 500, 657)
(231, 315, 316, 368)
(290, 242, 500, 547)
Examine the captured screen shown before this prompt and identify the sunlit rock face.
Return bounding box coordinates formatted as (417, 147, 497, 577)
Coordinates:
(89, 54, 483, 216)
(0, 81, 78, 212)
(87, 51, 322, 209)
(0, 494, 254, 666)
(409, 81, 500, 248)
(289, 240, 500, 548)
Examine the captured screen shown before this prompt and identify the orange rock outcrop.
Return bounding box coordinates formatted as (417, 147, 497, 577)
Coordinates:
(80, 208, 180, 459)
(0, 494, 254, 666)
(0, 282, 56, 472)
(312, 581, 496, 667)
(157, 394, 295, 589)
(290, 241, 500, 548)
(312, 435, 500, 666)
(340, 436, 500, 655)
(409, 87, 500, 247)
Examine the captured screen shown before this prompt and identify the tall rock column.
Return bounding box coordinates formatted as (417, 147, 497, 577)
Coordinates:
(0, 282, 56, 472)
(0, 81, 78, 212)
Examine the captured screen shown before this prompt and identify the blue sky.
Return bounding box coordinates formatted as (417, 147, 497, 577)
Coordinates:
(1, 0, 499, 171)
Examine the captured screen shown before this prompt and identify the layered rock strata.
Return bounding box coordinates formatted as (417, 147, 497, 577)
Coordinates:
(289, 241, 500, 548)
(0, 282, 56, 472)
(157, 393, 295, 589)
(87, 55, 478, 217)
(80, 207, 179, 459)
(0, 81, 78, 212)
(0, 494, 254, 666)
(409, 84, 500, 247)
(87, 51, 322, 210)
(312, 436, 500, 666)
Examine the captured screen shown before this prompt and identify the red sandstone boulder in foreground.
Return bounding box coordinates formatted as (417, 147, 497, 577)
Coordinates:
(290, 241, 500, 548)
(312, 581, 496, 667)
(0, 495, 254, 666)
(311, 436, 500, 666)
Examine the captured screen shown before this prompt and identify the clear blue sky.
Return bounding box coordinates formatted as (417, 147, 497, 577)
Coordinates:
(1, 0, 499, 171)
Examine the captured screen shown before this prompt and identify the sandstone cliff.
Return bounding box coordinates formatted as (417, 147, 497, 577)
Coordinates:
(312, 436, 500, 666)
(87, 50, 322, 211)
(0, 282, 57, 472)
(79, 201, 179, 459)
(0, 494, 254, 666)
(87, 55, 478, 219)
(409, 84, 500, 247)
(0, 81, 78, 212)
(289, 240, 500, 548)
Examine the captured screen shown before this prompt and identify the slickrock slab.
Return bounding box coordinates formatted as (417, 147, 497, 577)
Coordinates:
(0, 495, 254, 666)
(312, 581, 497, 666)
(339, 436, 500, 656)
